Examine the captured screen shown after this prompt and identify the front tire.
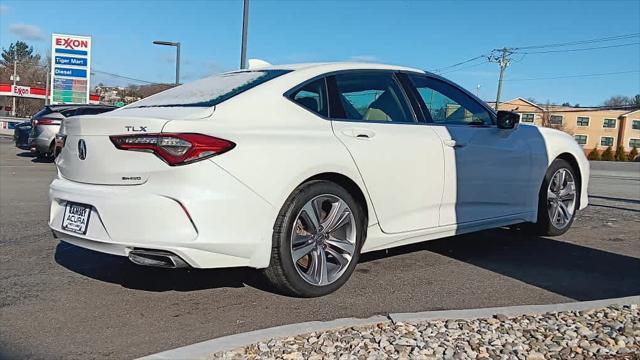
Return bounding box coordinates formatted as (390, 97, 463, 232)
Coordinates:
(531, 159, 579, 236)
(263, 180, 364, 297)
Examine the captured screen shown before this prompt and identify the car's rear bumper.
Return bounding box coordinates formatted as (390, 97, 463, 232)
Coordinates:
(48, 161, 276, 269)
(29, 125, 58, 153)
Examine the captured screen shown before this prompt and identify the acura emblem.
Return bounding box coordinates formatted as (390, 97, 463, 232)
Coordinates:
(78, 139, 87, 160)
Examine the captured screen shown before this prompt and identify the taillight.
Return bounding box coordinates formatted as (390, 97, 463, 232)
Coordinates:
(33, 118, 61, 126)
(109, 133, 235, 166)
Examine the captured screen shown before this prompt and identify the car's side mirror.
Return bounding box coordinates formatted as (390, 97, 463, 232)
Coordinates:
(497, 110, 519, 129)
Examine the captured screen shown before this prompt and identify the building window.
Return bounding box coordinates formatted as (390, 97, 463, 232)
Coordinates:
(630, 139, 640, 148)
(549, 115, 563, 125)
(574, 135, 588, 146)
(632, 120, 640, 130)
(600, 136, 614, 147)
(521, 113, 535, 123)
(576, 116, 590, 127)
(603, 118, 616, 128)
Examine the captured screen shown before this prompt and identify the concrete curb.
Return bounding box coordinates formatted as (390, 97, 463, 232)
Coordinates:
(138, 296, 639, 359)
(139, 315, 390, 360)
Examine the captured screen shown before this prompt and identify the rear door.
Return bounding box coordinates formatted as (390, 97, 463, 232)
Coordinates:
(328, 71, 445, 233)
(406, 74, 532, 225)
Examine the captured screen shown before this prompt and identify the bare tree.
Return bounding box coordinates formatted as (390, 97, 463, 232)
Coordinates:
(539, 101, 572, 134)
(603, 95, 633, 107)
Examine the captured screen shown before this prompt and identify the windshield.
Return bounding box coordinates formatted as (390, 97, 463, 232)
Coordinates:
(127, 70, 290, 108)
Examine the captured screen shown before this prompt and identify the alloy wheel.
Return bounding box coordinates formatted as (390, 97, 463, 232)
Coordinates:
(290, 194, 357, 286)
(547, 168, 577, 230)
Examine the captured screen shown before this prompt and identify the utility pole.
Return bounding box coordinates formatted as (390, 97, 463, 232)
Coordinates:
(489, 48, 514, 110)
(11, 48, 17, 117)
(44, 70, 50, 105)
(240, 0, 249, 69)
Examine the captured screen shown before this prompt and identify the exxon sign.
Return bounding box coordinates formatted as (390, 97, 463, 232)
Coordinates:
(55, 37, 90, 50)
(50, 33, 92, 105)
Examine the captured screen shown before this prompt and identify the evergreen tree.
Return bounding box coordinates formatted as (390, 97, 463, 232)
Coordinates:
(587, 148, 601, 161)
(601, 146, 615, 161)
(1, 41, 41, 67)
(614, 145, 627, 161)
(629, 146, 639, 161)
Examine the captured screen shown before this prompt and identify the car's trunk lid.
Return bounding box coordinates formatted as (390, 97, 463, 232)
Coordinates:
(57, 111, 206, 185)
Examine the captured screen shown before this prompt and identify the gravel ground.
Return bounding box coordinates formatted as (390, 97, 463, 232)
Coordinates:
(211, 304, 640, 360)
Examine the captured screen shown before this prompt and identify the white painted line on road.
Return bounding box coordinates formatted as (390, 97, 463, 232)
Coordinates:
(138, 296, 639, 360)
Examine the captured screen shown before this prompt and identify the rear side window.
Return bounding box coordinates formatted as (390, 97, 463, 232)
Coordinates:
(289, 78, 328, 117)
(128, 70, 291, 108)
(332, 72, 414, 123)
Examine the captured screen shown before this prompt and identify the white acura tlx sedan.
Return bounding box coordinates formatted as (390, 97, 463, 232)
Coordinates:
(51, 62, 589, 297)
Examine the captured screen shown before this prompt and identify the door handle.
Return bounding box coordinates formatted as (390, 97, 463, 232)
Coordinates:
(443, 139, 466, 148)
(341, 128, 376, 139)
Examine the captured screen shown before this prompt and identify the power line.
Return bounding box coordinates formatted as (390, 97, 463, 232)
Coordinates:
(92, 69, 162, 85)
(431, 33, 640, 74)
(431, 55, 486, 73)
(519, 42, 639, 54)
(438, 60, 490, 75)
(514, 32, 640, 50)
(503, 70, 640, 82)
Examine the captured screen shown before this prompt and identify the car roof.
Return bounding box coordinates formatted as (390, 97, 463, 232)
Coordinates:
(48, 104, 116, 109)
(252, 62, 427, 74)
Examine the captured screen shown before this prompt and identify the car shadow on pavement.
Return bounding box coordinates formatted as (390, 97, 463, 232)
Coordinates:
(16, 151, 35, 157)
(54, 242, 269, 292)
(54, 229, 640, 299)
(30, 157, 54, 163)
(361, 228, 640, 301)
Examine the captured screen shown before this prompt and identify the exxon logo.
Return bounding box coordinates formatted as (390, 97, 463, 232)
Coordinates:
(55, 38, 89, 50)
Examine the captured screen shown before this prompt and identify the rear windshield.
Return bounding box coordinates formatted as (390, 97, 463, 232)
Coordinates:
(31, 107, 53, 119)
(127, 70, 290, 108)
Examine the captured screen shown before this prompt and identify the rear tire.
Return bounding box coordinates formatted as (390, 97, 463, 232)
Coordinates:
(531, 158, 579, 236)
(263, 180, 364, 297)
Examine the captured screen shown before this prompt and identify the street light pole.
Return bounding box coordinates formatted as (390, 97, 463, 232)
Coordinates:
(240, 0, 249, 69)
(175, 42, 180, 85)
(153, 40, 181, 85)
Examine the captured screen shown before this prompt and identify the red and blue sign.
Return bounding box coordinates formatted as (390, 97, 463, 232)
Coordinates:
(50, 34, 91, 104)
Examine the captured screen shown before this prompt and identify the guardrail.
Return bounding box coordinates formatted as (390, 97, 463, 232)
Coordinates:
(0, 117, 29, 137)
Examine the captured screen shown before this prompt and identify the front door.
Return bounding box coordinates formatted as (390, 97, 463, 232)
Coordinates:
(329, 71, 445, 233)
(406, 74, 532, 226)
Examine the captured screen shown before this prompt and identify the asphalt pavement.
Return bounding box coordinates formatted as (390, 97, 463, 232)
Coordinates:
(1, 137, 639, 359)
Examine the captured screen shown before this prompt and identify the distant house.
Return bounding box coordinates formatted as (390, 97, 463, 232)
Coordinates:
(492, 97, 640, 153)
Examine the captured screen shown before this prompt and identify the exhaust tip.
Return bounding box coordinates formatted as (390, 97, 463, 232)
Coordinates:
(128, 249, 189, 269)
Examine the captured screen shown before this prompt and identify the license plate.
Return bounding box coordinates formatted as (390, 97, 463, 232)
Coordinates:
(62, 202, 92, 235)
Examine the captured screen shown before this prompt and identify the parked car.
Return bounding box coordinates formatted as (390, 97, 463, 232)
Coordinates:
(49, 62, 589, 297)
(28, 104, 115, 157)
(13, 121, 32, 150)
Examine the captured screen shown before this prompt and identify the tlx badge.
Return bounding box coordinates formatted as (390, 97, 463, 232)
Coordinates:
(125, 126, 147, 132)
